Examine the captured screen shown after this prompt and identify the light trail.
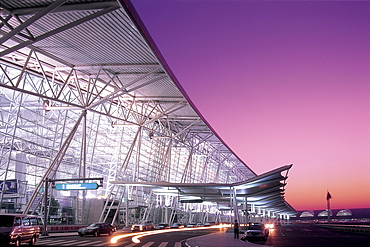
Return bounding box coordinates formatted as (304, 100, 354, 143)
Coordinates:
(110, 225, 228, 244)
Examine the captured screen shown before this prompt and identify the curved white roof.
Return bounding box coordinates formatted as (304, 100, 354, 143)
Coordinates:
(0, 0, 295, 215)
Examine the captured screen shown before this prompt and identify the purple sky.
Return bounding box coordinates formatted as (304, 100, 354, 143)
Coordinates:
(130, 0, 370, 210)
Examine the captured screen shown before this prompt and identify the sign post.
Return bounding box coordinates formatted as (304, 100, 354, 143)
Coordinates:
(41, 178, 103, 236)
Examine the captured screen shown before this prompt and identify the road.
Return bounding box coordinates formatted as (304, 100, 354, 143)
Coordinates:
(35, 224, 370, 247)
(36, 228, 219, 247)
(247, 223, 370, 247)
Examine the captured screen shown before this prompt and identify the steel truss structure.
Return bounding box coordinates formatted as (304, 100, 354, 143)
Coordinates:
(0, 0, 295, 226)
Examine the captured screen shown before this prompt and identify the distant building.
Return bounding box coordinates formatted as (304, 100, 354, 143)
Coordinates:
(291, 208, 370, 223)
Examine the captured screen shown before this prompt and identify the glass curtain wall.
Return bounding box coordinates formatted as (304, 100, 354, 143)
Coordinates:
(0, 64, 237, 225)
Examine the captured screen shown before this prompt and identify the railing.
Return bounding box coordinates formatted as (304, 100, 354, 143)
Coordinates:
(40, 225, 86, 232)
(316, 224, 370, 234)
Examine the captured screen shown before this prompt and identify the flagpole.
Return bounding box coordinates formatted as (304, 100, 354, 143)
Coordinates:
(326, 190, 331, 223)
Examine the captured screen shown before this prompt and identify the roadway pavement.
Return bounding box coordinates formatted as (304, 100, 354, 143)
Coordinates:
(185, 229, 269, 247)
(40, 228, 268, 247)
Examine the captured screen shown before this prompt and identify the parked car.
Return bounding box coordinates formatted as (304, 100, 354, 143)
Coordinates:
(241, 223, 269, 240)
(0, 213, 41, 246)
(78, 222, 115, 237)
(171, 223, 184, 228)
(131, 220, 155, 232)
(204, 221, 217, 226)
(155, 223, 170, 230)
(186, 223, 196, 228)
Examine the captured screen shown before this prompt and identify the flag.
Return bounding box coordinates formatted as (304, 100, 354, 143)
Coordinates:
(326, 191, 332, 200)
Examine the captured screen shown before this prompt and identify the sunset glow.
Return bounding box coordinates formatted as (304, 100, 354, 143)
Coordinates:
(131, 0, 370, 211)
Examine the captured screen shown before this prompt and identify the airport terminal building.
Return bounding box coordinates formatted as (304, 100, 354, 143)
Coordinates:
(291, 208, 370, 223)
(0, 0, 296, 227)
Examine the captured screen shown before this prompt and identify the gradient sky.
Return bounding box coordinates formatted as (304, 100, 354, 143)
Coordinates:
(130, 0, 370, 211)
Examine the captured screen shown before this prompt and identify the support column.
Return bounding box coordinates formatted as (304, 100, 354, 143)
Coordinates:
(251, 204, 256, 223)
(42, 179, 49, 236)
(231, 187, 239, 223)
(244, 197, 248, 226)
(125, 185, 129, 227)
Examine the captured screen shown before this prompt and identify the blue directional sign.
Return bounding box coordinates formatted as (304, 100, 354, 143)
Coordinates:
(55, 183, 99, 190)
(0, 179, 18, 193)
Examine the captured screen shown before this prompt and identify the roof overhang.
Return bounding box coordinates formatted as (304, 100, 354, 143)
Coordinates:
(111, 164, 296, 215)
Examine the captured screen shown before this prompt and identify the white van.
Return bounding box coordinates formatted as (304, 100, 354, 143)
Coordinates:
(0, 213, 41, 246)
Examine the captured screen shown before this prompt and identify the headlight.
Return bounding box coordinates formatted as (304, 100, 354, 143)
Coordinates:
(264, 223, 273, 229)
